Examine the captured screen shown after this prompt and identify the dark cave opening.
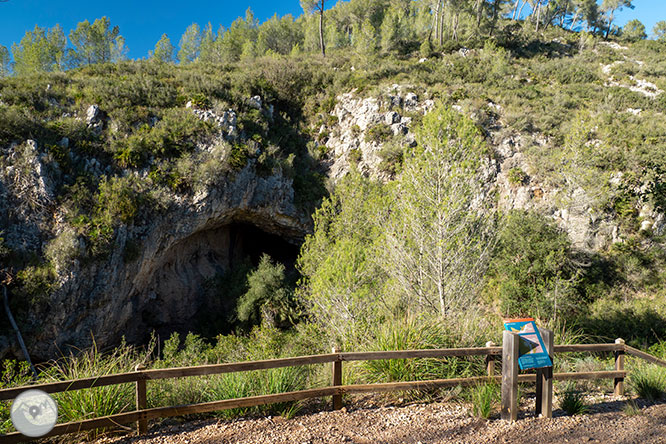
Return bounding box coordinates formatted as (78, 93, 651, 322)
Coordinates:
(140, 220, 303, 342)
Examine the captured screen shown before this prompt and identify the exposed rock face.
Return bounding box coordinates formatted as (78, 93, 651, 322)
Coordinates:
(324, 87, 644, 252)
(16, 166, 308, 359)
(325, 85, 434, 181)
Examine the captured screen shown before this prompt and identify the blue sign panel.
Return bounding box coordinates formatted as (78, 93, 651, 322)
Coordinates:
(503, 318, 553, 370)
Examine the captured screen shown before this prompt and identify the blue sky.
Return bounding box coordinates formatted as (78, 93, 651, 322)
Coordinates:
(0, 0, 663, 59)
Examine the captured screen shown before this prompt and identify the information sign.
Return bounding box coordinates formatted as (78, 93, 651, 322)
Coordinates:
(503, 318, 553, 370)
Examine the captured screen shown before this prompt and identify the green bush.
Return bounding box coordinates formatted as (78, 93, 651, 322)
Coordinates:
(630, 365, 666, 401)
(487, 210, 584, 319)
(236, 254, 300, 329)
(364, 123, 393, 144)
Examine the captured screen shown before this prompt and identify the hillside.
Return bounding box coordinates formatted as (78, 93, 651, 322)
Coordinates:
(0, 19, 666, 363)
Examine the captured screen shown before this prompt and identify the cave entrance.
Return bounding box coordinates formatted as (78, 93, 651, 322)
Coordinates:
(141, 221, 303, 341)
(227, 222, 300, 271)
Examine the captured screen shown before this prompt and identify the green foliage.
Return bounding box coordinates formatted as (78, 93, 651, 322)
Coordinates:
(44, 339, 151, 431)
(16, 264, 56, 303)
(151, 33, 175, 63)
(12, 25, 68, 75)
(149, 326, 322, 416)
(236, 254, 300, 329)
(654, 21, 666, 41)
(468, 382, 500, 419)
(0, 45, 10, 77)
(364, 123, 393, 143)
(622, 19, 647, 42)
(178, 23, 202, 64)
(69, 17, 123, 66)
(361, 317, 484, 384)
(507, 167, 527, 185)
(488, 211, 582, 320)
(629, 365, 666, 401)
(558, 383, 589, 415)
(0, 360, 33, 434)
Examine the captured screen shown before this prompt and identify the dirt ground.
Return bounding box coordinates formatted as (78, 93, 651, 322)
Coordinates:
(90, 393, 666, 444)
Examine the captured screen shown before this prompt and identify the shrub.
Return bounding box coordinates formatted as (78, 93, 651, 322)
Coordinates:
(507, 167, 528, 185)
(364, 123, 393, 144)
(236, 254, 299, 329)
(487, 210, 584, 320)
(558, 383, 589, 415)
(630, 365, 666, 401)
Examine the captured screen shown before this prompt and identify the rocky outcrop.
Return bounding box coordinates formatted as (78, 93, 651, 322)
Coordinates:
(324, 85, 434, 181)
(6, 165, 308, 360)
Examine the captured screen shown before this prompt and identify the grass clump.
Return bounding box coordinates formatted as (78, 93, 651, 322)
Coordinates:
(468, 381, 499, 419)
(629, 365, 666, 401)
(558, 383, 589, 415)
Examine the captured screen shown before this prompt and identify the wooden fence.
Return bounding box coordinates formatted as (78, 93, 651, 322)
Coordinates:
(1, 340, 666, 443)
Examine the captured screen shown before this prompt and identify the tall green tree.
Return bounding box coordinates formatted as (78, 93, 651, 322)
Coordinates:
(178, 23, 201, 64)
(654, 20, 666, 41)
(383, 105, 496, 318)
(352, 19, 378, 57)
(12, 25, 67, 75)
(380, 4, 411, 52)
(601, 0, 634, 38)
(622, 19, 646, 41)
(198, 23, 216, 63)
(300, 0, 326, 56)
(0, 45, 10, 76)
(257, 14, 303, 55)
(69, 17, 121, 65)
(214, 8, 258, 63)
(150, 33, 175, 63)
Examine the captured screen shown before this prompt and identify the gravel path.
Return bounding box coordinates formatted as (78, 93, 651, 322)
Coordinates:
(93, 395, 666, 444)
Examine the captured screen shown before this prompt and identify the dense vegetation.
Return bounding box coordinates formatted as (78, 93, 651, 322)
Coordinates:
(2, 0, 666, 434)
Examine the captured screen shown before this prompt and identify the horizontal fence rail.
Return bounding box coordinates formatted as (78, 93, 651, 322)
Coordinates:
(0, 340, 663, 443)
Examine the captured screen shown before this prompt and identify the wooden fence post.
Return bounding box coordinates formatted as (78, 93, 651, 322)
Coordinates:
(485, 341, 496, 377)
(501, 331, 519, 421)
(332, 346, 343, 410)
(615, 338, 626, 396)
(135, 364, 147, 435)
(535, 328, 554, 418)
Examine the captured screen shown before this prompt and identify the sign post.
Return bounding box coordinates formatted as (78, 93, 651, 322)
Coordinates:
(502, 318, 554, 420)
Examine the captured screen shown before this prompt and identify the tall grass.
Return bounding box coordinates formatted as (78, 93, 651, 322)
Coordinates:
(43, 338, 153, 426)
(468, 382, 499, 419)
(0, 360, 34, 434)
(630, 364, 666, 401)
(359, 316, 492, 384)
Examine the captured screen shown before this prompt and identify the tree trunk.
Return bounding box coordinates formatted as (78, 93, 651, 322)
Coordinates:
(475, 0, 483, 29)
(535, 0, 542, 32)
(517, 0, 528, 22)
(512, 0, 521, 20)
(319, 2, 326, 57)
(434, 0, 441, 48)
(439, 0, 445, 46)
(605, 10, 614, 39)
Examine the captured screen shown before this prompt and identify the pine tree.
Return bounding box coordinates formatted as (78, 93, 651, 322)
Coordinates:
(178, 23, 201, 64)
(654, 21, 666, 41)
(0, 45, 10, 77)
(12, 25, 67, 75)
(69, 17, 121, 66)
(151, 33, 175, 63)
(300, 0, 326, 56)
